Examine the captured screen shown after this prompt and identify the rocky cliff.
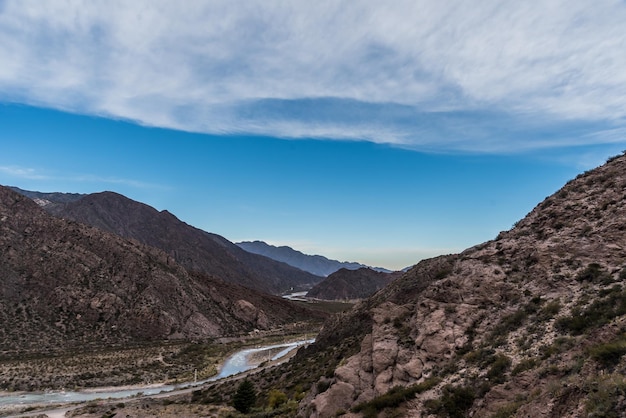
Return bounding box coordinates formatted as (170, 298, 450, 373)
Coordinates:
(0, 186, 324, 355)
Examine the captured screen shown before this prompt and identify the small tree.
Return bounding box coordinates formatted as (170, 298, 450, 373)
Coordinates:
(233, 379, 257, 413)
(267, 388, 288, 409)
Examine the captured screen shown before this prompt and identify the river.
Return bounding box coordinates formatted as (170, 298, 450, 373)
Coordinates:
(0, 339, 313, 415)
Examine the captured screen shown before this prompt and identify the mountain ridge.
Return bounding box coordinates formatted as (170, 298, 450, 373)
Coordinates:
(0, 185, 325, 355)
(11, 189, 323, 294)
(237, 240, 393, 276)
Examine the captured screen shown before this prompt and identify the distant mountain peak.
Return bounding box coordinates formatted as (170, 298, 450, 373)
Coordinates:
(236, 240, 393, 276)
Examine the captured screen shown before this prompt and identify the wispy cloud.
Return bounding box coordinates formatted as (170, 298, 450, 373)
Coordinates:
(0, 165, 50, 180)
(0, 165, 166, 190)
(1, 0, 626, 152)
(69, 174, 169, 190)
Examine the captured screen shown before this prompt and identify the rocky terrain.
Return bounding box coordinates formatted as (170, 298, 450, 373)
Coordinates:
(14, 189, 322, 294)
(306, 267, 399, 300)
(9, 186, 85, 208)
(188, 153, 626, 417)
(237, 240, 392, 276)
(0, 186, 324, 357)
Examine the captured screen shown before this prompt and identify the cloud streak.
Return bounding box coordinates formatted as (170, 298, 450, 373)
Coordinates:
(1, 0, 626, 152)
(0, 166, 50, 180)
(0, 165, 165, 190)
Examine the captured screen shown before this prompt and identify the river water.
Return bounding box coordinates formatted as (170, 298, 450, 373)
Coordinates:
(0, 339, 313, 410)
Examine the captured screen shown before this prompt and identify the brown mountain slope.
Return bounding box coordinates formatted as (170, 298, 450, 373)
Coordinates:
(0, 186, 324, 355)
(306, 267, 399, 300)
(193, 153, 626, 417)
(39, 191, 322, 294)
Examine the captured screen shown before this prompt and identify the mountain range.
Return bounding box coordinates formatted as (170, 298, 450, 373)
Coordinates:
(7, 151, 626, 417)
(0, 186, 325, 355)
(10, 187, 322, 295)
(236, 240, 393, 276)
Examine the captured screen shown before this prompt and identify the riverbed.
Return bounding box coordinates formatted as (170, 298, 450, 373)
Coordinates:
(0, 339, 314, 416)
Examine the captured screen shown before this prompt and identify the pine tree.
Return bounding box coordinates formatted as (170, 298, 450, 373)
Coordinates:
(233, 379, 256, 413)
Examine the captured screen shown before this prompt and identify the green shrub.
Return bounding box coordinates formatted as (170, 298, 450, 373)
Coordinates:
(585, 375, 626, 417)
(490, 400, 523, 418)
(267, 389, 288, 409)
(511, 358, 537, 376)
(430, 385, 476, 418)
(537, 300, 561, 321)
(588, 338, 626, 368)
(464, 348, 496, 368)
(555, 290, 626, 335)
(352, 378, 440, 415)
(489, 309, 528, 344)
(576, 263, 611, 283)
(599, 285, 622, 297)
(487, 354, 511, 384)
(316, 380, 331, 394)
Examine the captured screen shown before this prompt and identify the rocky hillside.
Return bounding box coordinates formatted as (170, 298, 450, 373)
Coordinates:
(306, 267, 399, 300)
(9, 186, 84, 208)
(193, 153, 626, 417)
(237, 240, 392, 276)
(19, 190, 322, 294)
(0, 186, 324, 355)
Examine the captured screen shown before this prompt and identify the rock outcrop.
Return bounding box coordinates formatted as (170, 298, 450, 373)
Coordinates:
(295, 153, 626, 417)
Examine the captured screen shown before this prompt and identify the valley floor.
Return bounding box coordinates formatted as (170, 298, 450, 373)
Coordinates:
(0, 327, 318, 417)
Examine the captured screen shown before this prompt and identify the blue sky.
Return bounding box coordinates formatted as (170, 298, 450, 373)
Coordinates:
(1, 1, 626, 269)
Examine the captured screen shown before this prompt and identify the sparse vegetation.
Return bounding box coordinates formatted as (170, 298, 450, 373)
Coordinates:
(0, 340, 229, 391)
(352, 378, 441, 417)
(576, 263, 612, 284)
(488, 308, 528, 345)
(490, 400, 524, 418)
(588, 336, 626, 368)
(584, 374, 626, 417)
(486, 354, 511, 384)
(555, 289, 626, 335)
(425, 384, 476, 418)
(511, 358, 538, 375)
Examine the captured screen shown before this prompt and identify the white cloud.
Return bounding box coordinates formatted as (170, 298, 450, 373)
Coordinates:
(0, 166, 50, 180)
(1, 0, 626, 151)
(0, 165, 164, 189)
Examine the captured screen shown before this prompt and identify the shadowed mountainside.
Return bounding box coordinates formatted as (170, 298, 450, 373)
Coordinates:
(14, 189, 323, 294)
(0, 186, 325, 355)
(306, 267, 400, 300)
